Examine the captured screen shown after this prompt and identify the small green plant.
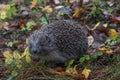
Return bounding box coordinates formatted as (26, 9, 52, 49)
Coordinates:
(79, 55, 90, 64)
(25, 21, 36, 30)
(92, 52, 103, 59)
(65, 59, 75, 69)
(6, 41, 18, 47)
(6, 41, 14, 47)
(105, 36, 120, 46)
(6, 3, 17, 19)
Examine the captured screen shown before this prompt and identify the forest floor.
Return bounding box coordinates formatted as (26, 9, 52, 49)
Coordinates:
(0, 0, 120, 80)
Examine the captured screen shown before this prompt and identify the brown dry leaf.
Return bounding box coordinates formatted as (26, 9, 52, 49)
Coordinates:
(81, 68, 91, 79)
(47, 68, 60, 75)
(43, 6, 53, 13)
(30, 0, 37, 9)
(72, 7, 84, 18)
(98, 47, 113, 54)
(108, 29, 118, 38)
(111, 16, 120, 23)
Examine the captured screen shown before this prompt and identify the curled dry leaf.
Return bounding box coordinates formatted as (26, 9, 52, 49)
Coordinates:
(87, 35, 94, 46)
(72, 7, 84, 18)
(81, 68, 91, 79)
(43, 6, 53, 13)
(66, 65, 78, 75)
(30, 0, 37, 9)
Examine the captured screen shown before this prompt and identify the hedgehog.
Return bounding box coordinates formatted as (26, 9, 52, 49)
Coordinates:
(28, 20, 88, 64)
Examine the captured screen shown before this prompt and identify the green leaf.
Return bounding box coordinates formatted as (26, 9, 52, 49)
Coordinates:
(79, 57, 85, 64)
(92, 52, 103, 59)
(79, 55, 90, 64)
(7, 42, 13, 47)
(26, 21, 36, 30)
(7, 70, 18, 80)
(84, 55, 90, 60)
(11, 70, 18, 77)
(65, 59, 74, 69)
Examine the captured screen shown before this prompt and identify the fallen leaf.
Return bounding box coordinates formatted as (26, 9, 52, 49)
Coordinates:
(3, 51, 13, 59)
(25, 55, 31, 63)
(108, 29, 118, 38)
(0, 11, 7, 19)
(56, 66, 63, 72)
(43, 5, 53, 13)
(72, 7, 84, 18)
(92, 22, 100, 30)
(53, 0, 60, 4)
(13, 51, 21, 60)
(87, 35, 94, 46)
(103, 23, 108, 28)
(98, 47, 113, 54)
(66, 65, 78, 75)
(30, 0, 37, 9)
(3, 26, 10, 30)
(81, 68, 91, 78)
(111, 16, 120, 23)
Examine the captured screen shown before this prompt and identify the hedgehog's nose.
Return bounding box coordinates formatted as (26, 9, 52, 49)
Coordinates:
(31, 49, 38, 54)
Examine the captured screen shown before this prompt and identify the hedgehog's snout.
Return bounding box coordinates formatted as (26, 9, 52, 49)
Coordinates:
(31, 48, 38, 54)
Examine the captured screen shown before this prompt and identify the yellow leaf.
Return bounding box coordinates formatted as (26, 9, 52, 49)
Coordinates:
(21, 47, 29, 58)
(43, 6, 53, 13)
(16, 60, 22, 69)
(3, 51, 13, 59)
(92, 22, 100, 30)
(73, 65, 78, 74)
(0, 11, 7, 19)
(98, 47, 113, 54)
(25, 55, 31, 63)
(5, 58, 13, 64)
(81, 68, 91, 78)
(13, 51, 21, 60)
(103, 23, 108, 28)
(30, 0, 37, 9)
(66, 65, 78, 75)
(72, 8, 84, 18)
(26, 39, 28, 44)
(108, 29, 118, 38)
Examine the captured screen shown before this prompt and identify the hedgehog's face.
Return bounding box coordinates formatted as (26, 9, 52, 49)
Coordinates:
(28, 34, 54, 59)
